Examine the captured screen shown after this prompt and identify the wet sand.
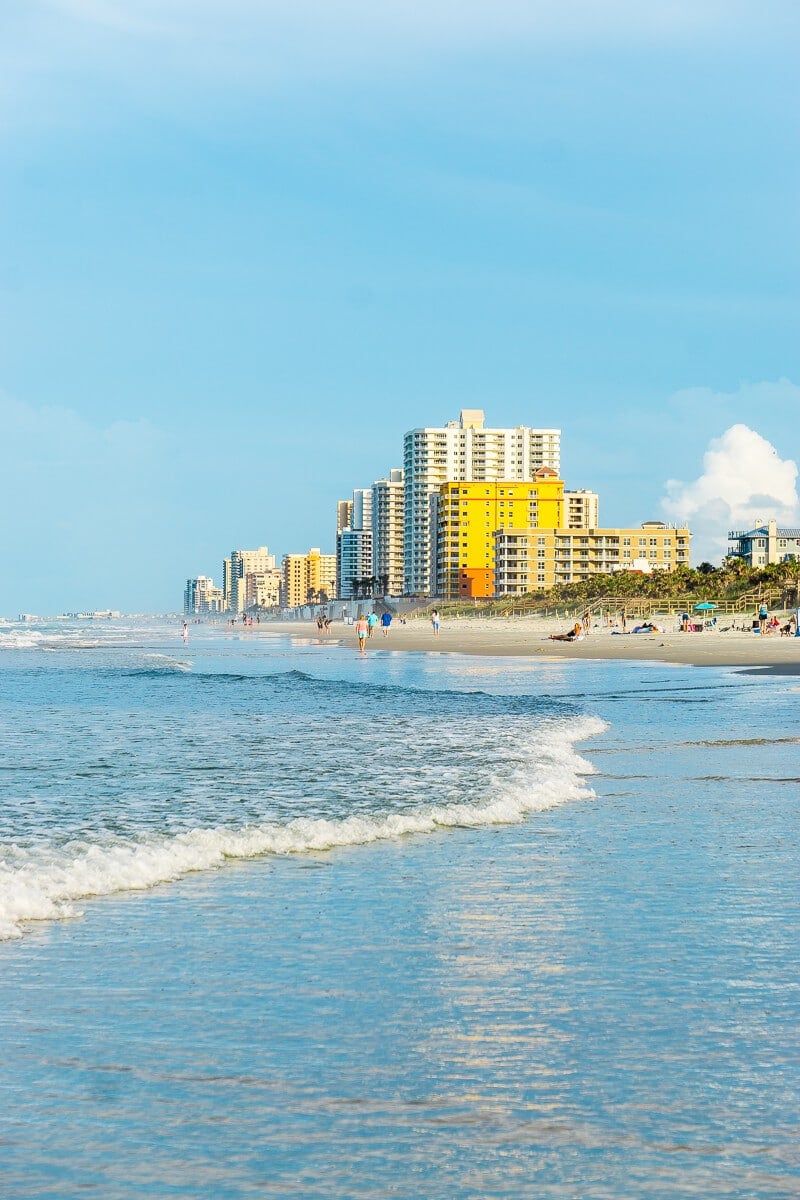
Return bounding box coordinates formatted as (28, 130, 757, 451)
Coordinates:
(260, 615, 800, 672)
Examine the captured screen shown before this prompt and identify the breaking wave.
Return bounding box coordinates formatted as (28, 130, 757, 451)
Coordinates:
(0, 714, 605, 941)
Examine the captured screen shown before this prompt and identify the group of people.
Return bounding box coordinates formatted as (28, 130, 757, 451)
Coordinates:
(355, 610, 393, 652)
(315, 614, 333, 635)
(757, 605, 796, 636)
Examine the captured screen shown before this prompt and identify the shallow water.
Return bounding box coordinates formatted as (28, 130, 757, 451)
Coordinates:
(0, 620, 798, 1197)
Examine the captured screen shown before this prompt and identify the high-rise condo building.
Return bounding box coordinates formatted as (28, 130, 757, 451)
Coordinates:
(228, 547, 276, 612)
(565, 490, 599, 529)
(351, 488, 373, 533)
(403, 410, 561, 596)
(336, 487, 374, 598)
(371, 469, 404, 596)
(437, 470, 565, 600)
(222, 558, 232, 612)
(336, 500, 353, 535)
(282, 548, 337, 609)
(337, 529, 374, 600)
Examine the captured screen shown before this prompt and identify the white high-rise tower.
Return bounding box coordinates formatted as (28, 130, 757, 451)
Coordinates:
(403, 410, 561, 596)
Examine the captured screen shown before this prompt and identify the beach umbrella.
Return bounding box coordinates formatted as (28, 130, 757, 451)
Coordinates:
(693, 602, 717, 612)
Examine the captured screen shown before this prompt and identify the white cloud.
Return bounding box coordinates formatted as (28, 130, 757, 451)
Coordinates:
(662, 424, 800, 564)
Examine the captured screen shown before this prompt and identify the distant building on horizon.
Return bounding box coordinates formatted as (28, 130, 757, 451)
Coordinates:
(184, 575, 224, 615)
(403, 409, 561, 596)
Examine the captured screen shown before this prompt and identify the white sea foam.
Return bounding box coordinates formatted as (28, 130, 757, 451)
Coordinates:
(0, 629, 46, 650)
(0, 715, 606, 941)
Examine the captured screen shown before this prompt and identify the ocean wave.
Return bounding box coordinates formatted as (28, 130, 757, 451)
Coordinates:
(0, 715, 606, 941)
(0, 630, 46, 650)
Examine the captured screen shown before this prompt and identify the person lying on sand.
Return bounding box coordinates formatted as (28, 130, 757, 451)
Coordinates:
(549, 622, 583, 642)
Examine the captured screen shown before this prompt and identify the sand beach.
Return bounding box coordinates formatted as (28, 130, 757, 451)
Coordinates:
(266, 612, 800, 672)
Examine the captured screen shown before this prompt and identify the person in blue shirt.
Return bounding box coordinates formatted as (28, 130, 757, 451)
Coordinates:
(380, 611, 392, 637)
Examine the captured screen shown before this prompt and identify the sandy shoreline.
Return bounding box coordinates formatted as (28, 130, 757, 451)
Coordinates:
(239, 615, 800, 672)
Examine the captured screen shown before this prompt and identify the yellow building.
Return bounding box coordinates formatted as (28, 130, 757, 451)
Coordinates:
(282, 548, 337, 609)
(437, 469, 565, 600)
(494, 522, 691, 594)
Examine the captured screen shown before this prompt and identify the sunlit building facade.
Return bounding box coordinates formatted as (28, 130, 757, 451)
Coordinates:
(437, 470, 565, 600)
(494, 522, 691, 594)
(404, 410, 561, 596)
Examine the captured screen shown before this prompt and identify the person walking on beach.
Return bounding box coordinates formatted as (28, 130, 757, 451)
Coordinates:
(367, 611, 379, 638)
(431, 609, 440, 636)
(380, 611, 392, 637)
(758, 603, 769, 634)
(621, 608, 627, 634)
(355, 614, 368, 653)
(181, 620, 189, 644)
(582, 610, 590, 636)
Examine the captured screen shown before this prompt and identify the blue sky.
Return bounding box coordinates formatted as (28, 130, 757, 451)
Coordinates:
(1, 1, 798, 614)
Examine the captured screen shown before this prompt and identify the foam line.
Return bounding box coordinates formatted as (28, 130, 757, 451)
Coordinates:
(0, 716, 606, 941)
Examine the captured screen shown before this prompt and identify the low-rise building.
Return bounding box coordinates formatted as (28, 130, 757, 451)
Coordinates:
(494, 522, 691, 594)
(728, 520, 800, 567)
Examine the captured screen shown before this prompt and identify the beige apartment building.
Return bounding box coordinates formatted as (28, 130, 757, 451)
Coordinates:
(227, 546, 277, 612)
(494, 522, 691, 594)
(245, 569, 283, 611)
(565, 489, 599, 529)
(283, 548, 337, 609)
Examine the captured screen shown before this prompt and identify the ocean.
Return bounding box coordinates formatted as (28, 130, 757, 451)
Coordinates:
(0, 619, 797, 1198)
